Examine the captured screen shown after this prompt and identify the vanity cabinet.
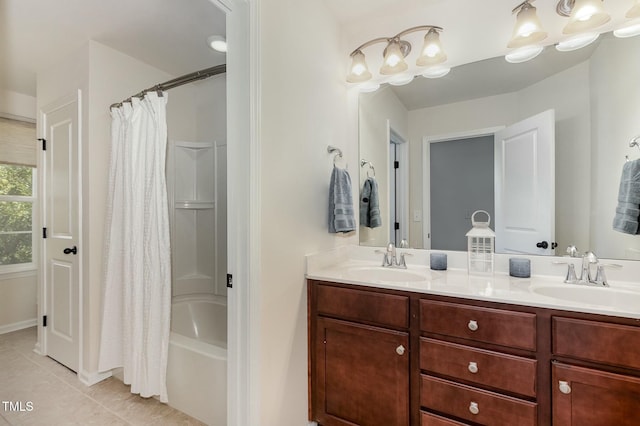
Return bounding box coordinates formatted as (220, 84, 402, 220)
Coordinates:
(419, 300, 538, 426)
(309, 282, 411, 426)
(308, 279, 640, 426)
(551, 317, 640, 425)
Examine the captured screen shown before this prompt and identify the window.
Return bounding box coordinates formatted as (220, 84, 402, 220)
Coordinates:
(0, 164, 36, 272)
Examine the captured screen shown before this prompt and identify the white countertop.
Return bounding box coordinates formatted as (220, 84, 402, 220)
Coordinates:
(306, 246, 640, 320)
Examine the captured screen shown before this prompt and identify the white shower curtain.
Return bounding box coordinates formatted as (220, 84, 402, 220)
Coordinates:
(98, 92, 172, 403)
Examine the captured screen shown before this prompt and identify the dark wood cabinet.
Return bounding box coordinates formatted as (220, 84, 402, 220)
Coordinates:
(308, 279, 640, 426)
(552, 362, 640, 426)
(314, 317, 409, 426)
(309, 282, 411, 426)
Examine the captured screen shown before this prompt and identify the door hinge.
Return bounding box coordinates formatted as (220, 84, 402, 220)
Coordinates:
(38, 138, 47, 150)
(395, 222, 400, 230)
(394, 161, 399, 169)
(42, 228, 47, 238)
(226, 273, 233, 288)
(43, 315, 47, 327)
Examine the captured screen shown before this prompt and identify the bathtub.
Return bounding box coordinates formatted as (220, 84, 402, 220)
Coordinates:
(167, 294, 227, 426)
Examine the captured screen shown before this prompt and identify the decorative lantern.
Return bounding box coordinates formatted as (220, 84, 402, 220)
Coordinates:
(466, 210, 495, 275)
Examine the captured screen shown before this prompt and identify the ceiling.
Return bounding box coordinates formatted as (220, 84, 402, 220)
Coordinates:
(0, 0, 226, 97)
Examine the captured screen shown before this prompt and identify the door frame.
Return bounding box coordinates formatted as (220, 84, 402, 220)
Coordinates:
(421, 126, 504, 249)
(389, 126, 409, 245)
(36, 91, 84, 375)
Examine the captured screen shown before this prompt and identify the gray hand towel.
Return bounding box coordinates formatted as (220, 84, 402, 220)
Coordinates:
(613, 159, 640, 234)
(328, 166, 356, 233)
(359, 177, 381, 228)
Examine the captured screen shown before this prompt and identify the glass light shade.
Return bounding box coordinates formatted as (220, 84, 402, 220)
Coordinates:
(422, 66, 451, 79)
(380, 40, 408, 75)
(555, 32, 599, 51)
(507, 4, 548, 48)
(505, 45, 544, 63)
(563, 0, 610, 34)
(346, 50, 372, 83)
(627, 0, 640, 19)
(416, 29, 447, 67)
(614, 22, 640, 38)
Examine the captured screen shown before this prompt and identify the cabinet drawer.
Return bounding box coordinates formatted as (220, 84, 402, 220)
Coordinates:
(421, 375, 537, 426)
(421, 411, 469, 426)
(421, 300, 536, 350)
(316, 284, 409, 329)
(553, 317, 640, 370)
(420, 338, 537, 397)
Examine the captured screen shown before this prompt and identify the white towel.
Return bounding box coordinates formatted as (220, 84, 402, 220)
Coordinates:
(328, 166, 356, 233)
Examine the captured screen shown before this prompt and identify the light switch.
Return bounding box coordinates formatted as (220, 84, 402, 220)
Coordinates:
(413, 210, 421, 222)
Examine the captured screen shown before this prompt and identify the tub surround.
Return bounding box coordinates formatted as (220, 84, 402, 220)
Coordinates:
(307, 246, 640, 425)
(306, 245, 640, 319)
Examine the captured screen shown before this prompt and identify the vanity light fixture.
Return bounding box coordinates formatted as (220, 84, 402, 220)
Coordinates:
(508, 0, 548, 48)
(614, 0, 640, 38)
(422, 66, 451, 79)
(556, 32, 600, 50)
(388, 74, 415, 86)
(557, 0, 610, 34)
(505, 45, 544, 63)
(346, 25, 446, 84)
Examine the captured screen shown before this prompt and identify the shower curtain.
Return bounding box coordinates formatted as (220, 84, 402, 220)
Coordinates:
(98, 92, 172, 403)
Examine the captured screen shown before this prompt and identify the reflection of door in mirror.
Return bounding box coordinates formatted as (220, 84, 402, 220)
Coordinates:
(390, 129, 408, 246)
(427, 109, 555, 256)
(495, 109, 555, 256)
(429, 135, 494, 252)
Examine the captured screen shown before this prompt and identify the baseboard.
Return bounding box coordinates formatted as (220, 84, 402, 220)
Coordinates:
(78, 369, 112, 387)
(0, 318, 37, 335)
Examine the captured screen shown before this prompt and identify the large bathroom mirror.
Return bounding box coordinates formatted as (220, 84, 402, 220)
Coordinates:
(359, 31, 640, 261)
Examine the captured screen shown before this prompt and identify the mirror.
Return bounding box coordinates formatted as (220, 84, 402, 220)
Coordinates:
(359, 32, 640, 260)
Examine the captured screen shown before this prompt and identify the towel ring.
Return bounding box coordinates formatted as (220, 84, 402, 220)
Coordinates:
(626, 137, 640, 162)
(327, 145, 345, 168)
(360, 159, 376, 178)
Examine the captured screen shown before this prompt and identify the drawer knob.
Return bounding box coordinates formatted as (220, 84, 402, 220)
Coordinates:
(469, 401, 479, 415)
(559, 381, 572, 394)
(396, 345, 406, 356)
(468, 320, 479, 331)
(468, 362, 478, 374)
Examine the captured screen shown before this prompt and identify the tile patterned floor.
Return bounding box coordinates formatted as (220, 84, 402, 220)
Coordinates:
(0, 328, 205, 426)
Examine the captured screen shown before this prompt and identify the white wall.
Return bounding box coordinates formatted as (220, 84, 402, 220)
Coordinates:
(359, 86, 408, 246)
(0, 93, 37, 333)
(37, 40, 195, 379)
(590, 35, 640, 259)
(258, 0, 354, 423)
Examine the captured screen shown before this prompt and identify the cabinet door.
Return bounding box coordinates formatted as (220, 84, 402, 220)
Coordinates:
(552, 363, 640, 426)
(314, 317, 409, 426)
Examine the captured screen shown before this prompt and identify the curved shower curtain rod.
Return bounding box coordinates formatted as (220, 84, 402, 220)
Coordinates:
(109, 63, 226, 110)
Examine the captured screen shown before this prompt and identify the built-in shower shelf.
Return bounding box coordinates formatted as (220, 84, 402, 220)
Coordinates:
(175, 201, 215, 209)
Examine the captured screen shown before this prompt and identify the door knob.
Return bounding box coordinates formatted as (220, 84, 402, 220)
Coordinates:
(63, 246, 77, 255)
(536, 241, 549, 249)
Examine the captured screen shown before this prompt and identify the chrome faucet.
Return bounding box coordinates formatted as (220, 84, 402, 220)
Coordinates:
(376, 243, 411, 269)
(561, 247, 615, 287)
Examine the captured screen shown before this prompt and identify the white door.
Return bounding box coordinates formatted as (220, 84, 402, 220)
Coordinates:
(41, 94, 81, 372)
(494, 109, 555, 255)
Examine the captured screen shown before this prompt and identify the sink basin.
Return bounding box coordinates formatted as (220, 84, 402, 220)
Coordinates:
(530, 283, 640, 311)
(346, 266, 427, 283)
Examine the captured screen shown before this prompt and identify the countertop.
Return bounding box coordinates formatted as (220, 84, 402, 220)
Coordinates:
(306, 246, 640, 320)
